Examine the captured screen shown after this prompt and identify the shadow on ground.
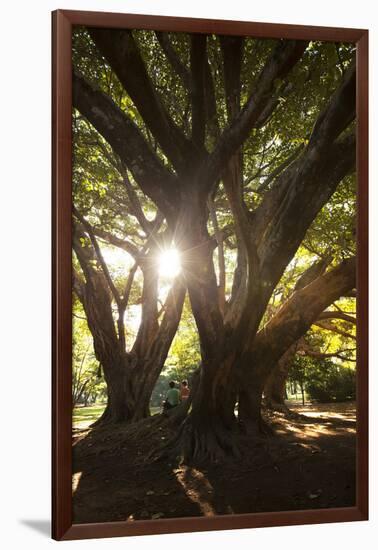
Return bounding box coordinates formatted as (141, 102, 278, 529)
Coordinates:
(72, 402, 356, 524)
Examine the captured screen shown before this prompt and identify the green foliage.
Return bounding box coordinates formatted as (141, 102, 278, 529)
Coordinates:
(72, 298, 107, 406)
(166, 297, 201, 374)
(150, 371, 173, 408)
(289, 354, 356, 403)
(306, 363, 356, 402)
(304, 174, 356, 261)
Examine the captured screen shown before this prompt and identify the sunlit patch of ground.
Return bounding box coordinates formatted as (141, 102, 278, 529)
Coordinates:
(72, 404, 161, 430)
(290, 401, 356, 420)
(72, 404, 106, 430)
(267, 401, 356, 441)
(174, 466, 217, 516)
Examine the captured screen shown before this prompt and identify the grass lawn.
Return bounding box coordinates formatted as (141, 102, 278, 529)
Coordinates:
(73, 404, 161, 429)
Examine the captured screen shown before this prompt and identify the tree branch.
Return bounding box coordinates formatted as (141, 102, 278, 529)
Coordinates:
(312, 320, 356, 340)
(251, 256, 356, 372)
(220, 34, 262, 336)
(300, 348, 356, 362)
(220, 35, 244, 122)
(294, 257, 332, 291)
(90, 226, 139, 258)
(254, 81, 294, 128)
(190, 34, 207, 149)
(308, 59, 356, 153)
(317, 310, 356, 324)
(257, 132, 356, 291)
(73, 269, 85, 302)
(202, 39, 308, 185)
(155, 275, 186, 352)
(343, 289, 357, 298)
(120, 168, 161, 235)
(208, 195, 226, 314)
(155, 31, 191, 91)
(72, 71, 180, 222)
(88, 28, 195, 172)
(256, 143, 305, 193)
(72, 228, 121, 351)
(204, 45, 220, 140)
(73, 207, 122, 308)
(72, 229, 97, 288)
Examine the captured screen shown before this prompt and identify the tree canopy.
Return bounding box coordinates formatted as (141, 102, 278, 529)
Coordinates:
(71, 27, 356, 461)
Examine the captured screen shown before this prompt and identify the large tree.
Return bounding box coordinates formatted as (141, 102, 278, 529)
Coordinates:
(72, 110, 186, 423)
(72, 29, 356, 458)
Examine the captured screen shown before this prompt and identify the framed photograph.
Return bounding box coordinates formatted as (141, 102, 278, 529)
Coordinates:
(52, 9, 368, 541)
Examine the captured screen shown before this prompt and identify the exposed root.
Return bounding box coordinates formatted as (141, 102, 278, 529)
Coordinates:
(264, 399, 291, 414)
(82, 406, 288, 470)
(150, 416, 243, 466)
(259, 415, 276, 435)
(238, 411, 276, 437)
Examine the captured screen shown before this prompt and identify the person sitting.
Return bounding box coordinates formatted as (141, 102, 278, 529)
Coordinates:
(163, 381, 180, 412)
(180, 380, 190, 401)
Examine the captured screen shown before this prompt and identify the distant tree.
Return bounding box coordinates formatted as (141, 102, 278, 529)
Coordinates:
(306, 364, 356, 403)
(72, 300, 106, 407)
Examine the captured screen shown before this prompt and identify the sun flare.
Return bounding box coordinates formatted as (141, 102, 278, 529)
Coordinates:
(158, 248, 181, 279)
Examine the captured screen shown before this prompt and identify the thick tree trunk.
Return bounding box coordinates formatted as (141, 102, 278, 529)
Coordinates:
(74, 235, 186, 426)
(238, 387, 265, 435)
(175, 367, 240, 462)
(87, 284, 185, 425)
(92, 370, 151, 426)
(264, 369, 287, 409)
(171, 198, 241, 460)
(264, 344, 297, 411)
(238, 258, 356, 430)
(236, 354, 277, 436)
(78, 276, 133, 423)
(176, 332, 240, 459)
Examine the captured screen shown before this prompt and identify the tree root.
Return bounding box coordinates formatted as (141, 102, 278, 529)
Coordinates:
(258, 415, 276, 436)
(148, 415, 243, 466)
(264, 399, 291, 414)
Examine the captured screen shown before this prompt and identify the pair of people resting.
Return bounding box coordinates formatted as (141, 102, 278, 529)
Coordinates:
(163, 380, 190, 411)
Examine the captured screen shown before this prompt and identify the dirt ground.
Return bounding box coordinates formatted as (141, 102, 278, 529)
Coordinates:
(72, 401, 356, 524)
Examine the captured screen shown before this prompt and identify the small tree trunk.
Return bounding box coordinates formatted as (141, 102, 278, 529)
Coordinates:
(300, 382, 305, 405)
(264, 344, 297, 411)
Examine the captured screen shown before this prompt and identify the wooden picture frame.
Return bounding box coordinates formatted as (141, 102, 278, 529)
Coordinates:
(52, 9, 368, 541)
